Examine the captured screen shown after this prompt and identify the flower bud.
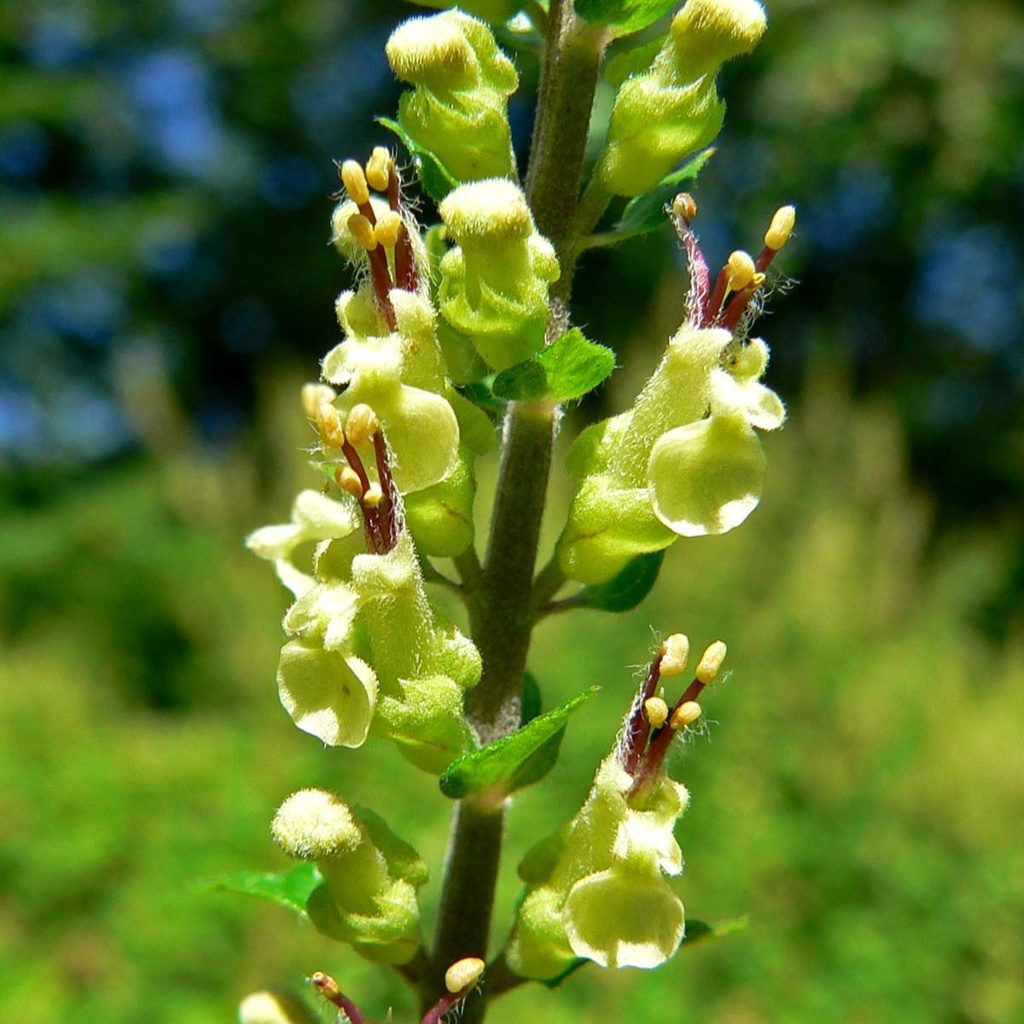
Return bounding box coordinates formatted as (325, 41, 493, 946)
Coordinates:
(438, 179, 559, 371)
(598, 0, 767, 196)
(669, 0, 768, 80)
(386, 11, 518, 182)
(272, 789, 426, 965)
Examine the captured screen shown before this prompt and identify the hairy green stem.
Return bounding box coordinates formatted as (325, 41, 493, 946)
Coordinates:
(428, 3, 606, 1019)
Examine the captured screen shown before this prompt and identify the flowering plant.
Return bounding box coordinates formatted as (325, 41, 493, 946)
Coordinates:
(236, 2, 793, 1021)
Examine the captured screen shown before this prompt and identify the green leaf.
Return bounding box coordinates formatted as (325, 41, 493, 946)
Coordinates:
(576, 0, 678, 37)
(683, 915, 750, 946)
(377, 117, 460, 203)
(573, 549, 665, 612)
(521, 671, 542, 726)
(439, 687, 598, 799)
(491, 329, 616, 402)
(195, 862, 322, 920)
(591, 150, 715, 248)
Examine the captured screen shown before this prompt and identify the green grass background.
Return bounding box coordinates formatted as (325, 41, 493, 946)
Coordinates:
(2, 376, 1022, 1024)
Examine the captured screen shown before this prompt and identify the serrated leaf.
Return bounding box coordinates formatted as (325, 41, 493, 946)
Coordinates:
(439, 687, 597, 799)
(574, 549, 665, 612)
(577, 0, 678, 37)
(195, 862, 322, 920)
(377, 117, 460, 203)
(521, 671, 542, 725)
(683, 915, 750, 946)
(491, 329, 615, 402)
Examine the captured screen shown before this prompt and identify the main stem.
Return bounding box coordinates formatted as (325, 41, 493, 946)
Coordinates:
(428, 3, 605, 1019)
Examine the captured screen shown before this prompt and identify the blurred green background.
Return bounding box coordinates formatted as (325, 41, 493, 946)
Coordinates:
(1, 1, 1022, 1022)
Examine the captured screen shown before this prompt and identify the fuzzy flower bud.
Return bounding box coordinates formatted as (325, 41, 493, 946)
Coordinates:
(271, 789, 426, 965)
(438, 179, 559, 371)
(669, 0, 768, 79)
(598, 0, 767, 196)
(387, 10, 518, 182)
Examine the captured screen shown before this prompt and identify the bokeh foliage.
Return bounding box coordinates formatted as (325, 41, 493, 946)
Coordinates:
(2, 384, 1022, 1024)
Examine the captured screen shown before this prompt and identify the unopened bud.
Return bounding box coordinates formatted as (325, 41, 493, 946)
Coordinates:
(340, 160, 370, 206)
(644, 696, 669, 728)
(335, 466, 364, 500)
(366, 147, 392, 191)
(316, 404, 346, 449)
(695, 640, 727, 683)
(301, 383, 336, 421)
(670, 0, 768, 78)
(440, 178, 534, 241)
(726, 250, 756, 292)
(669, 701, 702, 729)
(765, 205, 796, 251)
(271, 789, 361, 861)
(347, 213, 377, 252)
(374, 210, 404, 250)
(659, 634, 691, 677)
(444, 957, 485, 994)
(345, 404, 379, 446)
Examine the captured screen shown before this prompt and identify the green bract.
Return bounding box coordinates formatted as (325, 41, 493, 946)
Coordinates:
(386, 10, 518, 182)
(438, 179, 560, 371)
(558, 326, 785, 584)
(598, 0, 767, 196)
(505, 751, 690, 978)
(271, 789, 426, 965)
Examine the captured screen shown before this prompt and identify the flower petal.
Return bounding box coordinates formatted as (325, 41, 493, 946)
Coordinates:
(277, 639, 377, 748)
(380, 384, 460, 493)
(563, 866, 685, 969)
(648, 414, 766, 537)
